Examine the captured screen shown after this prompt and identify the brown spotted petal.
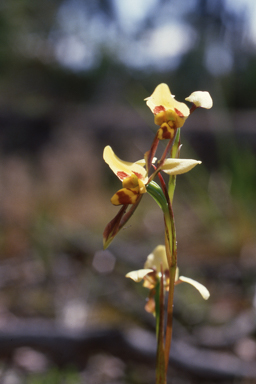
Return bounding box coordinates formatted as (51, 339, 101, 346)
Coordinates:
(157, 123, 176, 140)
(110, 187, 141, 206)
(103, 146, 148, 183)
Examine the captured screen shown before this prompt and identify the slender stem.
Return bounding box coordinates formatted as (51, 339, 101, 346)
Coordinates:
(158, 131, 177, 169)
(144, 133, 159, 173)
(158, 175, 177, 373)
(146, 180, 177, 376)
(149, 131, 177, 183)
(156, 270, 166, 384)
(164, 242, 176, 372)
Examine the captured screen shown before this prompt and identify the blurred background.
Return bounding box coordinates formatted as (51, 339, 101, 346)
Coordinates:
(1, 0, 256, 383)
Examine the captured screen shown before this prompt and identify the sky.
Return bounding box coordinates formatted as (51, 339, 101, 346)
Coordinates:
(224, 0, 256, 42)
(53, 0, 256, 73)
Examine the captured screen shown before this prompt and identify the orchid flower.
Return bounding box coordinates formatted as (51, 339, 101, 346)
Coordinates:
(145, 83, 213, 139)
(103, 146, 202, 206)
(103, 146, 148, 205)
(126, 245, 209, 313)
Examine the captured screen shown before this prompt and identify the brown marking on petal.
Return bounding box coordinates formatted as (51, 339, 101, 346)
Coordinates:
(153, 105, 165, 114)
(117, 171, 129, 180)
(132, 171, 143, 180)
(157, 125, 175, 140)
(116, 190, 137, 205)
(174, 108, 184, 117)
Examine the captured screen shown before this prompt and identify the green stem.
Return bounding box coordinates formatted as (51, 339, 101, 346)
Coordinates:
(147, 181, 177, 375)
(155, 272, 166, 384)
(164, 240, 176, 372)
(163, 194, 177, 373)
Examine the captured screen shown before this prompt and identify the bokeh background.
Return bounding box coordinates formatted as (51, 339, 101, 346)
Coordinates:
(1, 0, 256, 383)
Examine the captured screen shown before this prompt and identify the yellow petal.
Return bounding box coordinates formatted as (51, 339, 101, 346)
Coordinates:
(185, 91, 213, 109)
(126, 269, 153, 282)
(178, 276, 210, 300)
(161, 158, 201, 175)
(145, 83, 190, 126)
(103, 146, 148, 183)
(144, 245, 169, 273)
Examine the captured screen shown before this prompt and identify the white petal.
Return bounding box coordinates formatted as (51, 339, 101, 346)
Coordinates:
(179, 276, 210, 300)
(161, 158, 201, 175)
(125, 269, 153, 282)
(103, 146, 148, 182)
(185, 91, 213, 109)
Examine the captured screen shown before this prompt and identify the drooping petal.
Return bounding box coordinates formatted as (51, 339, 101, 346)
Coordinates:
(103, 195, 143, 248)
(178, 276, 210, 300)
(144, 245, 169, 273)
(111, 187, 140, 205)
(161, 158, 202, 175)
(126, 269, 153, 282)
(103, 204, 128, 249)
(103, 146, 148, 182)
(185, 91, 213, 109)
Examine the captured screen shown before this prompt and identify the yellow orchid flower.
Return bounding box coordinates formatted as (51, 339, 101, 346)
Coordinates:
(145, 84, 190, 128)
(103, 146, 148, 205)
(103, 146, 202, 205)
(126, 245, 210, 300)
(145, 83, 213, 139)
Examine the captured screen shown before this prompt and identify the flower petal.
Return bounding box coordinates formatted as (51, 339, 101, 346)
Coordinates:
(103, 204, 128, 249)
(126, 269, 153, 282)
(144, 245, 169, 273)
(161, 158, 201, 175)
(185, 91, 213, 109)
(145, 83, 190, 122)
(103, 146, 148, 182)
(111, 188, 140, 205)
(178, 276, 210, 300)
